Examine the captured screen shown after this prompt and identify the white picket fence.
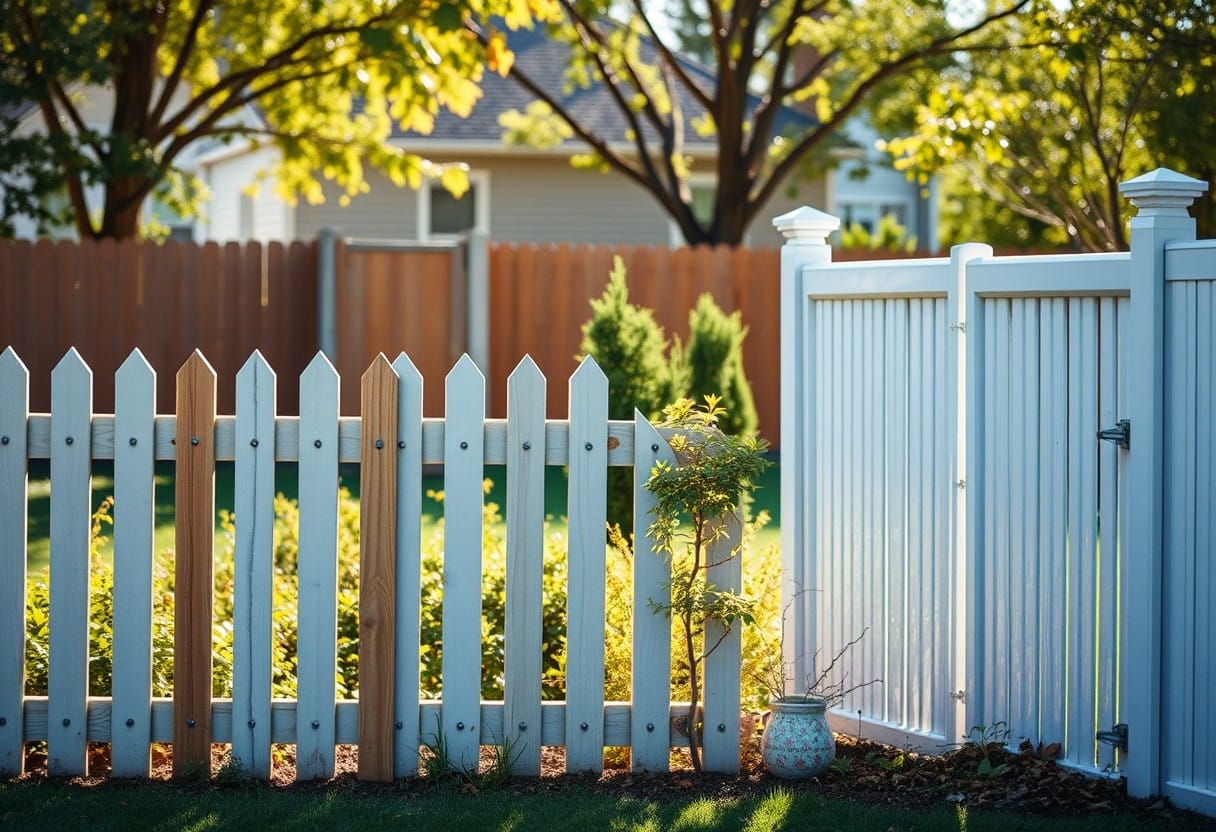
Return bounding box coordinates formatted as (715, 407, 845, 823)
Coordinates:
(0, 351, 745, 780)
(777, 168, 1216, 816)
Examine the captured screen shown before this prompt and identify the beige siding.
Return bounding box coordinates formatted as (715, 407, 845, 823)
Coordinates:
(199, 146, 290, 243)
(294, 172, 419, 241)
(751, 177, 828, 248)
(207, 145, 828, 247)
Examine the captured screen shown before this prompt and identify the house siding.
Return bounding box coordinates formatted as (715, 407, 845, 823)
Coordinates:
(199, 146, 291, 243)
(294, 170, 419, 241)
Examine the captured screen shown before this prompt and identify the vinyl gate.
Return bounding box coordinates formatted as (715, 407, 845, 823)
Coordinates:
(778, 168, 1215, 815)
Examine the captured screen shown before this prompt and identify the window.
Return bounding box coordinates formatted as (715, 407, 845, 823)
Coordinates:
(418, 170, 489, 240)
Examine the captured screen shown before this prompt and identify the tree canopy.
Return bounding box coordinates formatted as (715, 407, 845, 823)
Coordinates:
(0, 0, 538, 239)
(481, 0, 1031, 246)
(880, 0, 1215, 251)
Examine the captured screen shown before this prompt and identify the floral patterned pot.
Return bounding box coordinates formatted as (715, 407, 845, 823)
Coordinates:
(760, 696, 835, 779)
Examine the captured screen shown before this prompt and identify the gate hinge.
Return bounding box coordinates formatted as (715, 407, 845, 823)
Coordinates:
(949, 690, 966, 702)
(1097, 419, 1130, 450)
(1096, 723, 1128, 752)
(950, 322, 966, 332)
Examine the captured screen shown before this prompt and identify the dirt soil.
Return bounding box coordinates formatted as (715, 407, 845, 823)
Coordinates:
(17, 732, 1212, 829)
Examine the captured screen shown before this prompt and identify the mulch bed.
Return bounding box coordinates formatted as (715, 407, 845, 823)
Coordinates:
(14, 731, 1211, 828)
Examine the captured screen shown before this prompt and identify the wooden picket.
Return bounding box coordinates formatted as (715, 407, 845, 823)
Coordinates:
(48, 350, 92, 776)
(0, 346, 750, 784)
(296, 353, 340, 780)
(441, 356, 486, 772)
(505, 357, 546, 775)
(111, 351, 156, 777)
(0, 348, 28, 776)
(232, 352, 276, 778)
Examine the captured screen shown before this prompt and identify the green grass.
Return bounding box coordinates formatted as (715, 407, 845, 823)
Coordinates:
(25, 457, 782, 574)
(0, 780, 1174, 832)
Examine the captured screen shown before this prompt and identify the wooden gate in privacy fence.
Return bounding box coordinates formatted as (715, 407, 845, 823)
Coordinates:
(778, 168, 1216, 815)
(0, 350, 745, 780)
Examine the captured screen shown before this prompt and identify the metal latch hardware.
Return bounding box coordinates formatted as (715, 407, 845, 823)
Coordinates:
(1097, 419, 1130, 450)
(1096, 723, 1128, 752)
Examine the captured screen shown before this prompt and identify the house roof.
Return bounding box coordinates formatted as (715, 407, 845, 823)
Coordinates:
(398, 24, 818, 152)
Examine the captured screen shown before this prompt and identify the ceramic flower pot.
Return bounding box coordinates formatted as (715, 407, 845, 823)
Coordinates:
(760, 696, 835, 778)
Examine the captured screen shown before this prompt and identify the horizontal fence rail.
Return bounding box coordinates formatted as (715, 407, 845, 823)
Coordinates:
(0, 347, 744, 780)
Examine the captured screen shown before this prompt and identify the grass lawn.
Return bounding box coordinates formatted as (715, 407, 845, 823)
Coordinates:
(0, 779, 1182, 832)
(24, 457, 782, 575)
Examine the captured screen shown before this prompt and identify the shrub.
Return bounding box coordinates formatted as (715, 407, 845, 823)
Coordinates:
(685, 294, 758, 438)
(579, 256, 681, 531)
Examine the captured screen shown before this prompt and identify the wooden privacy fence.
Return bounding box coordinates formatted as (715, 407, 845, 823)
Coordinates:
(0, 348, 745, 780)
(778, 168, 1216, 816)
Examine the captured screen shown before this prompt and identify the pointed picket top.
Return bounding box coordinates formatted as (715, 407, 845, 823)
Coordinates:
(361, 352, 398, 390)
(570, 354, 608, 389)
(117, 348, 155, 380)
(391, 351, 423, 388)
(1119, 168, 1209, 215)
(176, 349, 215, 382)
(0, 346, 28, 378)
(237, 350, 276, 388)
(303, 349, 339, 380)
(446, 352, 485, 386)
(773, 206, 840, 244)
(508, 353, 543, 381)
(52, 347, 93, 386)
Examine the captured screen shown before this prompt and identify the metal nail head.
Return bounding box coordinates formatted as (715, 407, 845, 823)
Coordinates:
(375, 438, 384, 449)
(0, 436, 8, 445)
(580, 722, 588, 731)
(646, 722, 655, 732)
(186, 718, 196, 728)
(250, 438, 259, 447)
(65, 436, 74, 446)
(395, 721, 403, 730)
(651, 443, 659, 452)
(126, 718, 135, 727)
(312, 720, 320, 730)
(460, 441, 468, 450)
(717, 723, 726, 732)
(585, 442, 593, 451)
(0, 717, 6, 726)
(522, 441, 531, 450)
(63, 718, 71, 726)
(248, 720, 256, 728)
(518, 722, 527, 731)
(129, 437, 138, 446)
(191, 436, 199, 446)
(397, 440, 406, 449)
(314, 439, 322, 448)
(456, 721, 465, 731)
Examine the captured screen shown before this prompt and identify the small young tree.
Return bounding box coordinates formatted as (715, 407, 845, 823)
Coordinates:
(645, 396, 770, 773)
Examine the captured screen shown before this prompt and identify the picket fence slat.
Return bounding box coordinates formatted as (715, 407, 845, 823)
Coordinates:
(392, 353, 424, 778)
(358, 355, 399, 782)
(0, 348, 28, 775)
(505, 357, 545, 775)
(702, 507, 743, 773)
(173, 351, 217, 775)
(564, 357, 608, 773)
(441, 355, 486, 772)
(48, 349, 92, 776)
(111, 351, 157, 777)
(296, 353, 340, 780)
(631, 412, 674, 773)
(232, 352, 276, 778)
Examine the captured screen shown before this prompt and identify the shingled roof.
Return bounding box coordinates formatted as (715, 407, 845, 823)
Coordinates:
(400, 24, 817, 151)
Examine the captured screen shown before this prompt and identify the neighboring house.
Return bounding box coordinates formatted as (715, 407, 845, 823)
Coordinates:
(1, 85, 199, 241)
(831, 115, 939, 252)
(194, 27, 835, 249)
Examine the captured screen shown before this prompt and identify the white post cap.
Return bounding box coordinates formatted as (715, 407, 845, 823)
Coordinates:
(773, 206, 841, 244)
(1119, 168, 1209, 215)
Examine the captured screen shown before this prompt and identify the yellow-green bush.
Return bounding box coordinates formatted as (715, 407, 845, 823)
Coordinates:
(25, 484, 782, 710)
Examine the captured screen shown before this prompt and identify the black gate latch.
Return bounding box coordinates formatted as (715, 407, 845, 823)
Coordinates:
(1096, 723, 1128, 752)
(1097, 419, 1130, 450)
